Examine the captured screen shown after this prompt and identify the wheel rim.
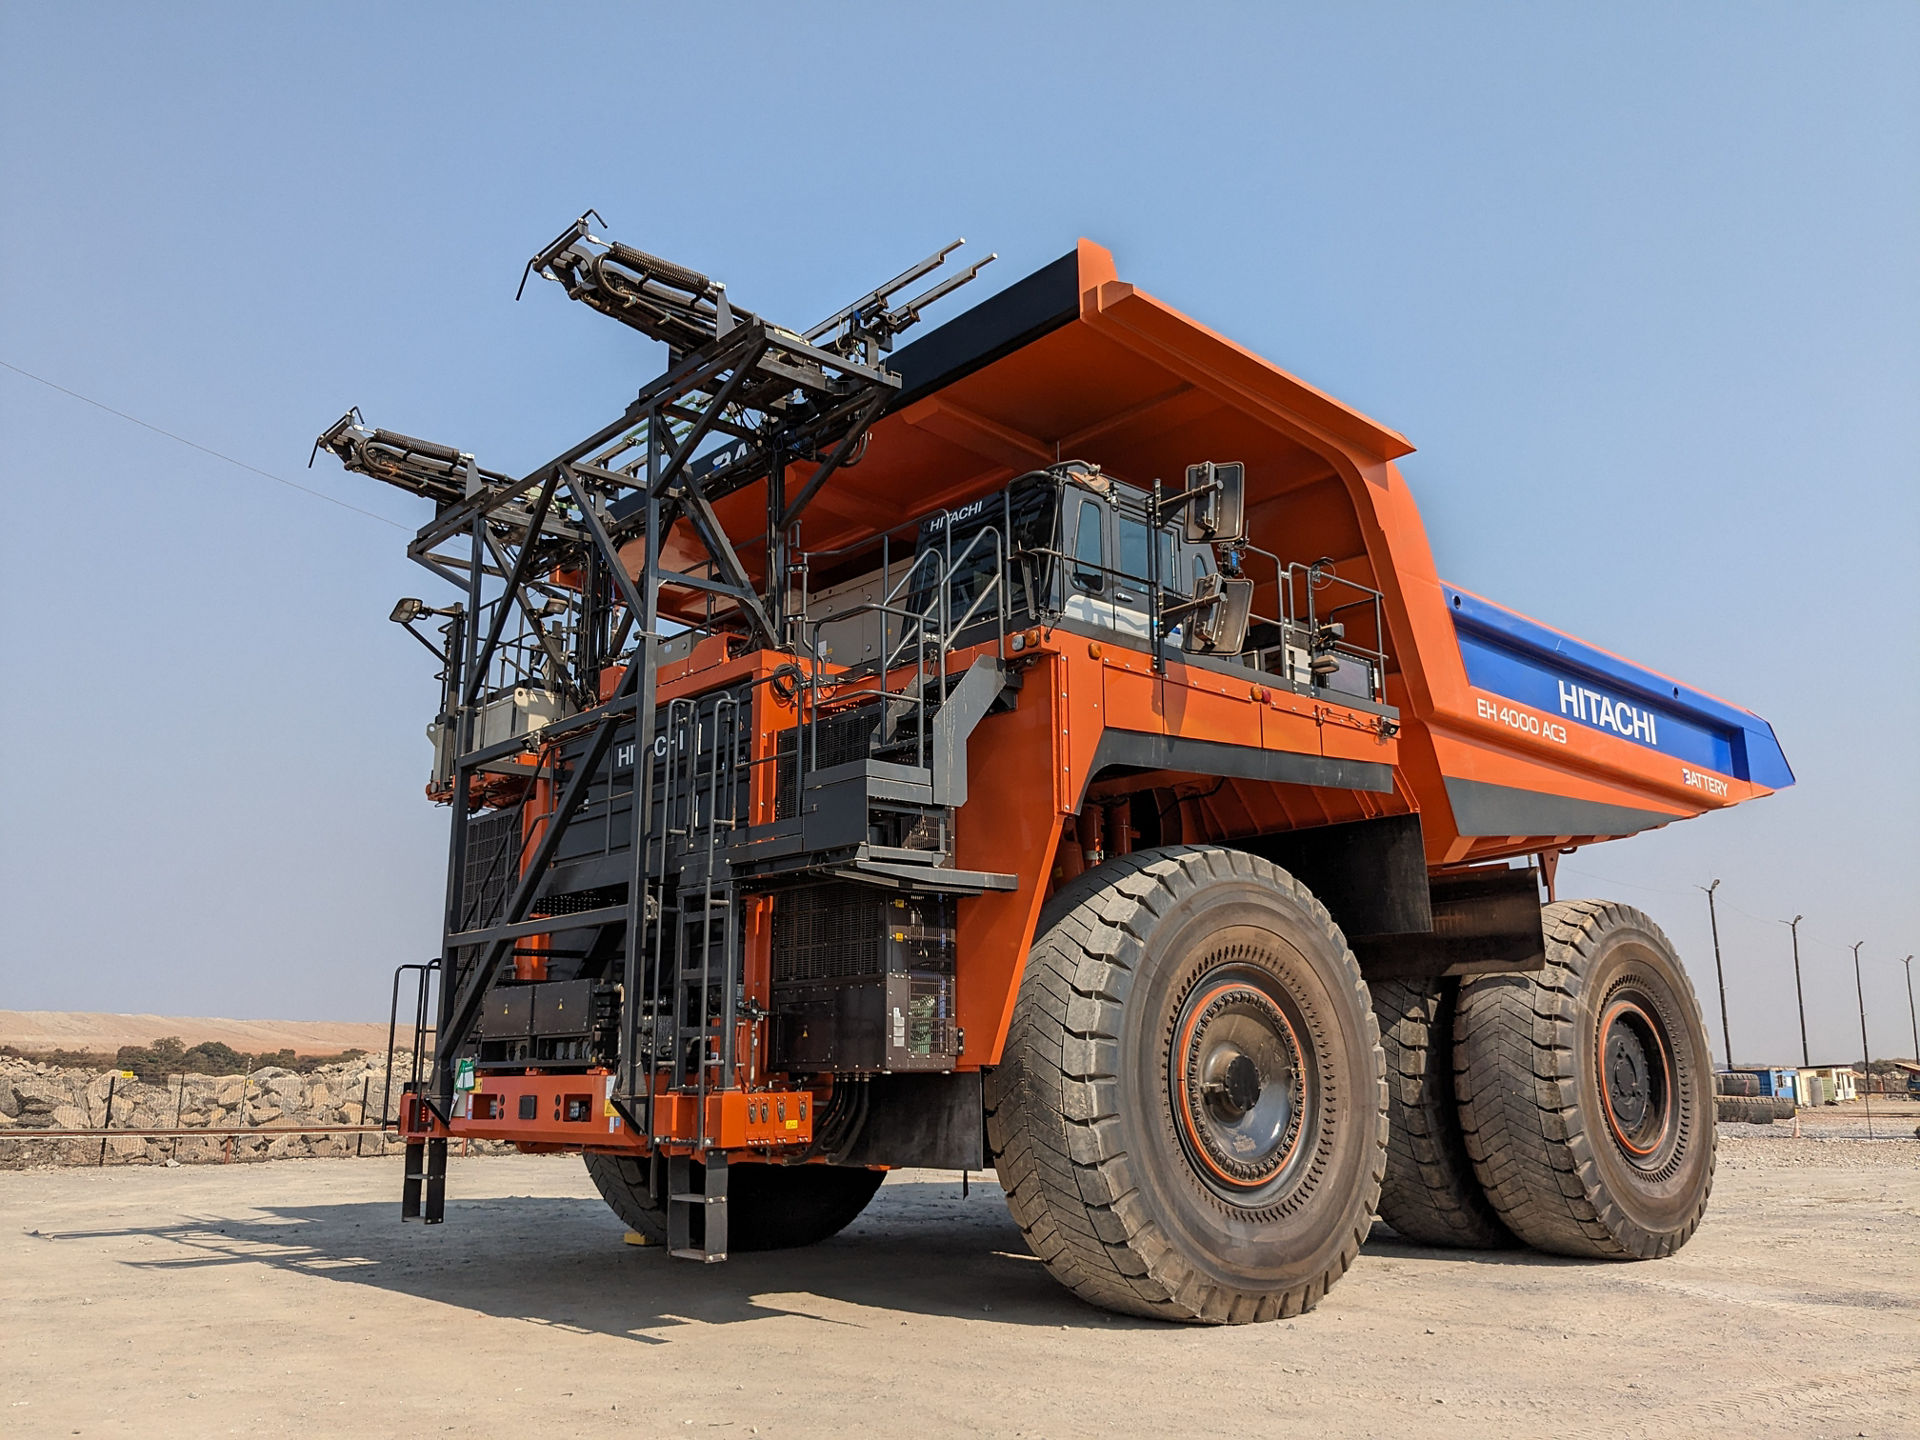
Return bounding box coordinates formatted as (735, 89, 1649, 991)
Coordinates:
(1597, 995, 1674, 1167)
(1171, 966, 1313, 1201)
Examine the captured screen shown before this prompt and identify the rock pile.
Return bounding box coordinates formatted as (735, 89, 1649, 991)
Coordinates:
(0, 1052, 442, 1167)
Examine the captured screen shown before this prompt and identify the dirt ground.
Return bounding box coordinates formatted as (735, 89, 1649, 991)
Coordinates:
(0, 1012, 392, 1058)
(3, 1130, 1916, 1440)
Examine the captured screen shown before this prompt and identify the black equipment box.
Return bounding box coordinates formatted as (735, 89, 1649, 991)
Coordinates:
(775, 971, 958, 1073)
(475, 978, 617, 1068)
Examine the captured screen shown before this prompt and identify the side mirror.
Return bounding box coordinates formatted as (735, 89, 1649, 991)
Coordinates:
(1181, 574, 1254, 655)
(1182, 461, 1246, 545)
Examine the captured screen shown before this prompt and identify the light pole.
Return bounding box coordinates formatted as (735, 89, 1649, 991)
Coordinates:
(1783, 915, 1809, 1068)
(1901, 955, 1917, 1067)
(1700, 879, 1732, 1069)
(1851, 941, 1873, 1140)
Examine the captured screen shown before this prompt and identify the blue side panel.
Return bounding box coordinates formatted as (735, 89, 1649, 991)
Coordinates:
(1455, 628, 1734, 772)
(1445, 586, 1794, 790)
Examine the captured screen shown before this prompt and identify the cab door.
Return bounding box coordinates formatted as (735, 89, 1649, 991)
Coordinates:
(1111, 501, 1184, 645)
(1060, 489, 1114, 632)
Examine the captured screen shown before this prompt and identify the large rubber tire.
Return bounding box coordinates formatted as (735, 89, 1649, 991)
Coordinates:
(582, 1152, 884, 1251)
(1454, 900, 1714, 1259)
(985, 845, 1387, 1324)
(1371, 978, 1515, 1248)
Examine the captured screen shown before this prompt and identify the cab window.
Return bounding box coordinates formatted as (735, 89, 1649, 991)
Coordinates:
(1071, 499, 1105, 592)
(1160, 528, 1184, 596)
(1117, 514, 1151, 590)
(1115, 510, 1186, 597)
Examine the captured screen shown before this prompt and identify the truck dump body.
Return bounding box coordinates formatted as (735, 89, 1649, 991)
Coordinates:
(320, 224, 1784, 1308)
(676, 238, 1790, 865)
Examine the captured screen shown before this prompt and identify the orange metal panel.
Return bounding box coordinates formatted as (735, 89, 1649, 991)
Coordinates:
(403, 1074, 817, 1154)
(951, 648, 1071, 1068)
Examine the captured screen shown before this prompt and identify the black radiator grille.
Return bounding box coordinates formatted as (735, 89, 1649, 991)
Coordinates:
(773, 704, 884, 820)
(460, 807, 520, 933)
(450, 807, 521, 975)
(771, 882, 954, 984)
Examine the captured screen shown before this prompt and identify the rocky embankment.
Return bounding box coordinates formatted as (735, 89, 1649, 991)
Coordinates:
(0, 1053, 422, 1168)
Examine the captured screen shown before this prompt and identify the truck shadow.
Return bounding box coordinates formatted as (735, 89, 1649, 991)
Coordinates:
(69, 1175, 1593, 1341)
(1363, 1220, 1590, 1266)
(81, 1174, 1132, 1340)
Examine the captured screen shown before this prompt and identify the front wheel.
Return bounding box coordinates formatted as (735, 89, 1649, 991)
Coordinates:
(986, 845, 1387, 1323)
(1453, 900, 1715, 1259)
(583, 1152, 884, 1251)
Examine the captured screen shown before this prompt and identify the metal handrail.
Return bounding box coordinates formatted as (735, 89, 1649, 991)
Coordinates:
(691, 692, 740, 1145)
(802, 544, 947, 769)
(1210, 544, 1388, 702)
(382, 960, 438, 1128)
(644, 695, 698, 1139)
(787, 515, 1009, 788)
(1278, 560, 1388, 702)
(945, 523, 1008, 659)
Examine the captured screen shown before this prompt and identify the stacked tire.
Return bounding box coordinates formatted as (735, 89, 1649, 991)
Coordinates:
(1713, 1095, 1797, 1122)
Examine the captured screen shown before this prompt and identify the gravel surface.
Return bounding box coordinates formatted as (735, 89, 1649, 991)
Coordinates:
(1719, 1128, 1920, 1160)
(1719, 1098, 1920, 1145)
(3, 1135, 1915, 1439)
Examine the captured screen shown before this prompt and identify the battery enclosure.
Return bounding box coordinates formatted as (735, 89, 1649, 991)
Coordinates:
(771, 882, 958, 1073)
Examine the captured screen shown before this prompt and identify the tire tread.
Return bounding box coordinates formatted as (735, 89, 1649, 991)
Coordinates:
(1372, 978, 1515, 1248)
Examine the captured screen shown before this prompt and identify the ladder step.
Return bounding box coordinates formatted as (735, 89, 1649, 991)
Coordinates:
(670, 1193, 727, 1206)
(669, 1248, 728, 1263)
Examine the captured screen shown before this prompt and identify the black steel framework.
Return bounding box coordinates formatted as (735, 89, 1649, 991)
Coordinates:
(318, 217, 996, 1155)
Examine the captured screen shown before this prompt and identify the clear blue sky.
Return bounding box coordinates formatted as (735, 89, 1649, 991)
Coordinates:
(2, 4, 1914, 1065)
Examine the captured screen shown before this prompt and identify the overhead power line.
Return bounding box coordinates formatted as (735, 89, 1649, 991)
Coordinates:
(1565, 863, 1892, 963)
(1559, 863, 1690, 899)
(0, 357, 410, 531)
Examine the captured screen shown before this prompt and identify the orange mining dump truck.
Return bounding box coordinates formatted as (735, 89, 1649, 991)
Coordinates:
(317, 223, 1792, 1323)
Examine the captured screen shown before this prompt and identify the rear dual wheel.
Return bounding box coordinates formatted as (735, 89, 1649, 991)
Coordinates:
(1372, 978, 1514, 1248)
(985, 846, 1387, 1324)
(1453, 900, 1714, 1259)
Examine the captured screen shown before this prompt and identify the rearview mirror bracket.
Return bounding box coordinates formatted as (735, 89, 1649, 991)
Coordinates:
(1161, 460, 1246, 545)
(1164, 573, 1255, 656)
